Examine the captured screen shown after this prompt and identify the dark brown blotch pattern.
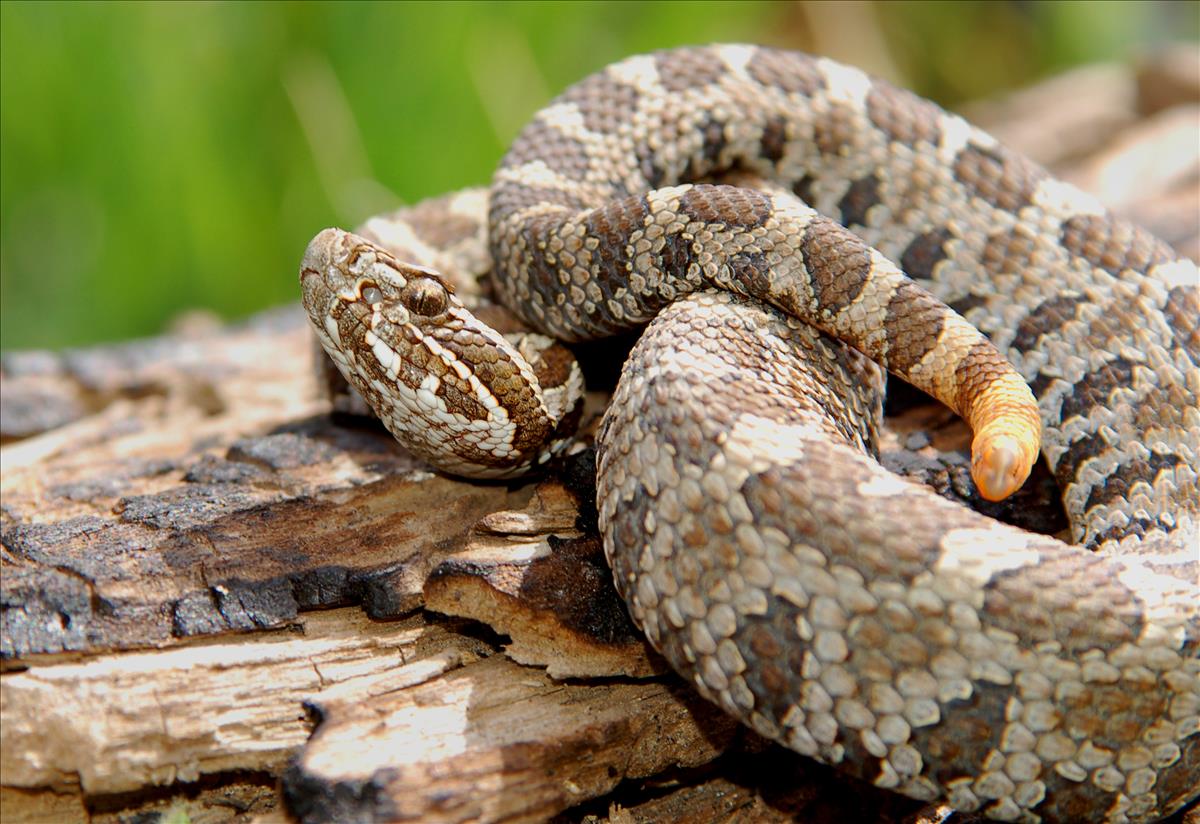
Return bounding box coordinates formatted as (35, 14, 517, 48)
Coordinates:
(1059, 214, 1177, 277)
(951, 339, 1008, 419)
(837, 175, 882, 228)
(900, 227, 953, 281)
(759, 115, 789, 164)
(635, 143, 666, 189)
(800, 217, 871, 313)
(655, 46, 727, 94)
(678, 185, 773, 230)
(728, 251, 772, 299)
(947, 292, 988, 317)
(1164, 286, 1200, 357)
(578, 195, 671, 331)
(814, 103, 861, 156)
(585, 194, 649, 274)
(866, 82, 943, 147)
(908, 681, 1007, 785)
(985, 546, 1140, 650)
(559, 69, 641, 134)
(1092, 516, 1172, 547)
(1058, 357, 1134, 424)
(1084, 451, 1182, 514)
(791, 174, 816, 206)
(745, 48, 824, 97)
(402, 198, 484, 249)
(884, 280, 949, 375)
(1011, 294, 1086, 355)
(434, 376, 490, 421)
(681, 114, 730, 180)
(530, 341, 578, 392)
(502, 116, 592, 181)
(981, 225, 1038, 276)
(458, 339, 553, 455)
(489, 181, 590, 218)
(699, 115, 728, 167)
(659, 228, 697, 282)
(953, 143, 1045, 213)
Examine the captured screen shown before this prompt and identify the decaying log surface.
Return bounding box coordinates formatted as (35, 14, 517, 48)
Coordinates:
(3, 52, 1197, 824)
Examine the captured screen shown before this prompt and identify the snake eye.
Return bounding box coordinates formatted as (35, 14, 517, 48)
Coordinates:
(400, 278, 449, 316)
(359, 282, 384, 304)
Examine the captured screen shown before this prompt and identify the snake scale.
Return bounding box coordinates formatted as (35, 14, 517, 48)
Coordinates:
(300, 45, 1199, 822)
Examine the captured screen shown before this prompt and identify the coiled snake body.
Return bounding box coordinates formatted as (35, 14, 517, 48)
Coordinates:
(301, 46, 1199, 822)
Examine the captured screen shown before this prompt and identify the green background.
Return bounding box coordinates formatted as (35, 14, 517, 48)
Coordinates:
(2, 1, 1195, 350)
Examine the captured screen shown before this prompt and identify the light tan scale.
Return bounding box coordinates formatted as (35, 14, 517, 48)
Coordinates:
(301, 45, 1199, 823)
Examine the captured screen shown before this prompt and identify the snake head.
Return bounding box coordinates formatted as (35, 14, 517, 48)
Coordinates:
(301, 227, 457, 334)
(300, 228, 580, 478)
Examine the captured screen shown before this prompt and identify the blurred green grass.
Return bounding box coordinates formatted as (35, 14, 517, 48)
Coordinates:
(2, 1, 1194, 350)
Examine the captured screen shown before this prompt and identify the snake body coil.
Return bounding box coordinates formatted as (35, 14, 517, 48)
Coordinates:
(301, 46, 1199, 822)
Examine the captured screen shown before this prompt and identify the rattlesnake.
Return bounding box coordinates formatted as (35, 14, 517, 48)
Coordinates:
(300, 46, 1199, 822)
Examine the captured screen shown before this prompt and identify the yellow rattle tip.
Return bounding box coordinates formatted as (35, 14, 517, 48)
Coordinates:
(971, 433, 1033, 502)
